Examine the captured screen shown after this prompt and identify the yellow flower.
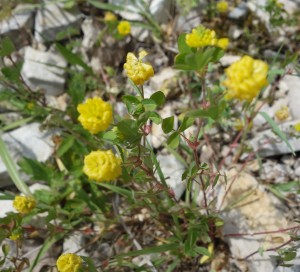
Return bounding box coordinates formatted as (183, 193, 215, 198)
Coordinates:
(104, 11, 117, 22)
(185, 25, 228, 49)
(77, 97, 113, 134)
(222, 56, 269, 101)
(275, 106, 289, 121)
(56, 253, 82, 272)
(217, 1, 229, 13)
(9, 232, 22, 241)
(199, 243, 214, 264)
(83, 150, 122, 182)
(117, 20, 131, 36)
(293, 122, 300, 132)
(13, 195, 36, 214)
(124, 50, 154, 85)
(216, 38, 229, 50)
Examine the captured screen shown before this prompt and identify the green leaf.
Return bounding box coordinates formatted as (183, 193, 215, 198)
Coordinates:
(18, 158, 52, 182)
(186, 100, 226, 121)
(122, 95, 141, 115)
(55, 43, 93, 74)
(116, 243, 179, 258)
(194, 246, 210, 256)
(95, 183, 135, 199)
(0, 137, 30, 195)
(259, 112, 295, 155)
(179, 117, 195, 132)
(184, 227, 199, 254)
(116, 119, 141, 147)
(162, 116, 174, 133)
(1, 64, 21, 82)
(81, 256, 97, 272)
(150, 91, 165, 107)
(2, 244, 10, 257)
(0, 37, 15, 57)
(141, 98, 157, 111)
(167, 132, 180, 149)
(148, 111, 162, 124)
(57, 136, 75, 157)
(68, 73, 86, 106)
(177, 34, 192, 54)
(174, 53, 196, 70)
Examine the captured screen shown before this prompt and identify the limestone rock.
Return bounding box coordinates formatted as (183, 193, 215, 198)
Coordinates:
(35, 3, 82, 43)
(0, 4, 34, 48)
(156, 154, 186, 200)
(0, 122, 55, 187)
(21, 47, 67, 96)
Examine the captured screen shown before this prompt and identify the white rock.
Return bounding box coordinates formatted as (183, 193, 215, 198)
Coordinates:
(253, 104, 273, 128)
(21, 47, 67, 96)
(0, 195, 14, 218)
(0, 4, 34, 48)
(283, 75, 300, 119)
(250, 120, 300, 157)
(81, 18, 101, 50)
(0, 123, 55, 187)
(219, 55, 241, 67)
(63, 233, 88, 255)
(228, 3, 249, 21)
(35, 3, 82, 43)
(175, 10, 201, 33)
(261, 160, 293, 183)
(219, 170, 293, 272)
(156, 154, 186, 200)
(109, 0, 172, 23)
(150, 67, 178, 90)
(228, 25, 243, 40)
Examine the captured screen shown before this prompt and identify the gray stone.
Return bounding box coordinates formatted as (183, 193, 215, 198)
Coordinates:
(228, 3, 249, 21)
(175, 10, 201, 33)
(0, 122, 55, 187)
(0, 4, 34, 48)
(0, 195, 14, 218)
(219, 55, 241, 67)
(156, 154, 186, 200)
(228, 25, 243, 40)
(35, 3, 82, 43)
(81, 17, 101, 50)
(21, 47, 67, 96)
(283, 75, 300, 119)
(250, 120, 300, 157)
(261, 160, 293, 183)
(109, 0, 173, 23)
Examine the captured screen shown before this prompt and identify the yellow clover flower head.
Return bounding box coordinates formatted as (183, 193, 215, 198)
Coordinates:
(56, 253, 82, 272)
(13, 195, 36, 214)
(83, 150, 122, 182)
(275, 106, 289, 121)
(293, 122, 300, 132)
(217, 1, 229, 13)
(104, 11, 117, 22)
(117, 20, 131, 36)
(222, 55, 269, 101)
(185, 25, 229, 49)
(124, 50, 154, 85)
(77, 97, 113, 134)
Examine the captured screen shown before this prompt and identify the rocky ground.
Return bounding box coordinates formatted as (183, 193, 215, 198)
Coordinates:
(0, 0, 300, 271)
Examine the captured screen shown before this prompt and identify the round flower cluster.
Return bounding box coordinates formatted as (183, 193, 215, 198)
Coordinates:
(104, 11, 117, 22)
(56, 253, 82, 272)
(185, 25, 229, 49)
(222, 56, 269, 101)
(13, 195, 36, 214)
(77, 97, 113, 134)
(117, 20, 131, 36)
(217, 1, 229, 13)
(124, 50, 154, 85)
(83, 150, 122, 182)
(275, 106, 289, 121)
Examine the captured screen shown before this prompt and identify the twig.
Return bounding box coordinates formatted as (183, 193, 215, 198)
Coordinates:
(242, 238, 293, 260)
(225, 225, 300, 237)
